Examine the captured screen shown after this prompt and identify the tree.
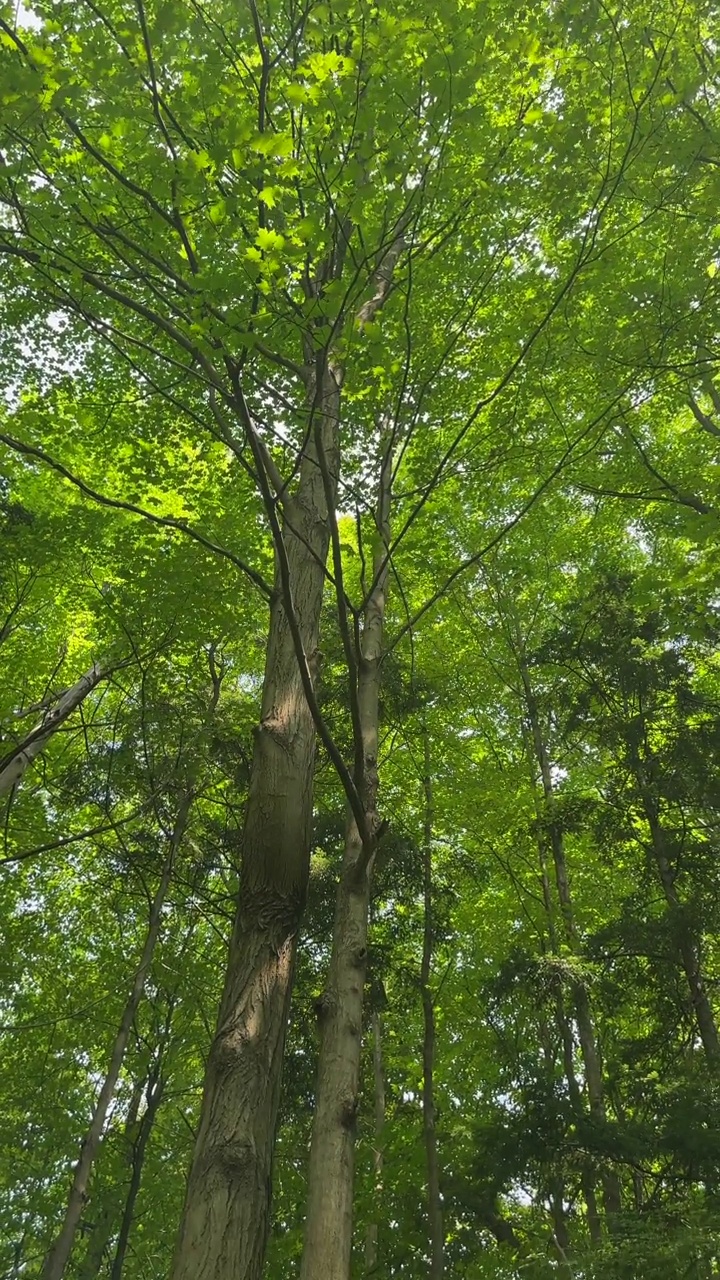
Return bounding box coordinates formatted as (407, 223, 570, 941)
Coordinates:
(2, 1, 720, 1277)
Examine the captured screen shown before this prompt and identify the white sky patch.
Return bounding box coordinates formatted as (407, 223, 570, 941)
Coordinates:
(16, 3, 42, 28)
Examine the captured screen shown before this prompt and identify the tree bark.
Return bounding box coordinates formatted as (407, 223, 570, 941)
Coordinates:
(170, 370, 341, 1280)
(40, 792, 191, 1280)
(364, 1010, 385, 1275)
(420, 729, 444, 1280)
(0, 661, 105, 796)
(299, 439, 391, 1280)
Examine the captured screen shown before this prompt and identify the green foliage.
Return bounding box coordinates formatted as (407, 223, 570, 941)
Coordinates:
(1, 0, 720, 1276)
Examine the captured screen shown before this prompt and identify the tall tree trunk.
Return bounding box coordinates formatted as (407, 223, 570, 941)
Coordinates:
(420, 729, 444, 1280)
(634, 772, 720, 1067)
(0, 661, 105, 796)
(109, 1065, 166, 1280)
(299, 439, 391, 1280)
(548, 1177, 572, 1279)
(75, 1073, 148, 1280)
(516, 648, 622, 1225)
(41, 793, 192, 1280)
(171, 370, 341, 1280)
(529, 784, 603, 1243)
(555, 992, 603, 1245)
(364, 1009, 385, 1275)
(171, 223, 404, 1280)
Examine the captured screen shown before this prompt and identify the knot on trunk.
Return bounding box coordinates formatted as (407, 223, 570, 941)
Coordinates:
(238, 884, 303, 951)
(339, 1095, 358, 1130)
(215, 1139, 258, 1187)
(212, 1025, 252, 1073)
(351, 945, 367, 967)
(313, 991, 334, 1023)
(256, 714, 295, 758)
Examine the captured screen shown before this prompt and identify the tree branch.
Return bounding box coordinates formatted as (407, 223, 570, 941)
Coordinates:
(0, 430, 272, 597)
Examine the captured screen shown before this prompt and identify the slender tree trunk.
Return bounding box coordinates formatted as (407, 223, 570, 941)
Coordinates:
(531, 797, 602, 1243)
(364, 1010, 385, 1275)
(299, 440, 391, 1280)
(41, 793, 191, 1280)
(171, 371, 341, 1280)
(555, 992, 603, 1245)
(517, 649, 622, 1225)
(109, 1067, 166, 1280)
(549, 1178, 572, 1279)
(75, 1074, 147, 1280)
(420, 729, 444, 1280)
(300, 816, 373, 1280)
(635, 775, 720, 1067)
(0, 661, 105, 796)
(76, 1065, 166, 1280)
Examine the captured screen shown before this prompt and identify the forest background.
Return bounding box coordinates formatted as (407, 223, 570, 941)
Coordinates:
(1, 1, 720, 1278)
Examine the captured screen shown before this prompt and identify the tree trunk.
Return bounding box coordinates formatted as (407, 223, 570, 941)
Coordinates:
(41, 793, 191, 1280)
(554, 992, 603, 1245)
(549, 1177, 572, 1278)
(75, 1073, 147, 1280)
(299, 439, 391, 1280)
(0, 661, 105, 796)
(420, 729, 444, 1280)
(364, 1010, 385, 1275)
(299, 797, 374, 1280)
(170, 370, 341, 1280)
(531, 797, 603, 1244)
(517, 648, 622, 1226)
(636, 778, 720, 1068)
(109, 1066, 166, 1280)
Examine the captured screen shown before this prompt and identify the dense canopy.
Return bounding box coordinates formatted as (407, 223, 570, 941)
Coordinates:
(1, 0, 720, 1278)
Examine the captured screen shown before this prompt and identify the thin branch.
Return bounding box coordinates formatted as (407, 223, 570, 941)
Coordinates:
(0, 430, 272, 596)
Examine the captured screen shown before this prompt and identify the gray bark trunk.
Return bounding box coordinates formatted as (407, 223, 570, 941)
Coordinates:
(0, 662, 105, 796)
(299, 440, 391, 1280)
(40, 793, 191, 1280)
(170, 371, 341, 1280)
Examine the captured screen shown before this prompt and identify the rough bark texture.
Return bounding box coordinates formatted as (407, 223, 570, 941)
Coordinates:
(420, 730, 444, 1280)
(171, 372, 341, 1280)
(41, 794, 190, 1280)
(0, 661, 105, 796)
(299, 441, 391, 1280)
